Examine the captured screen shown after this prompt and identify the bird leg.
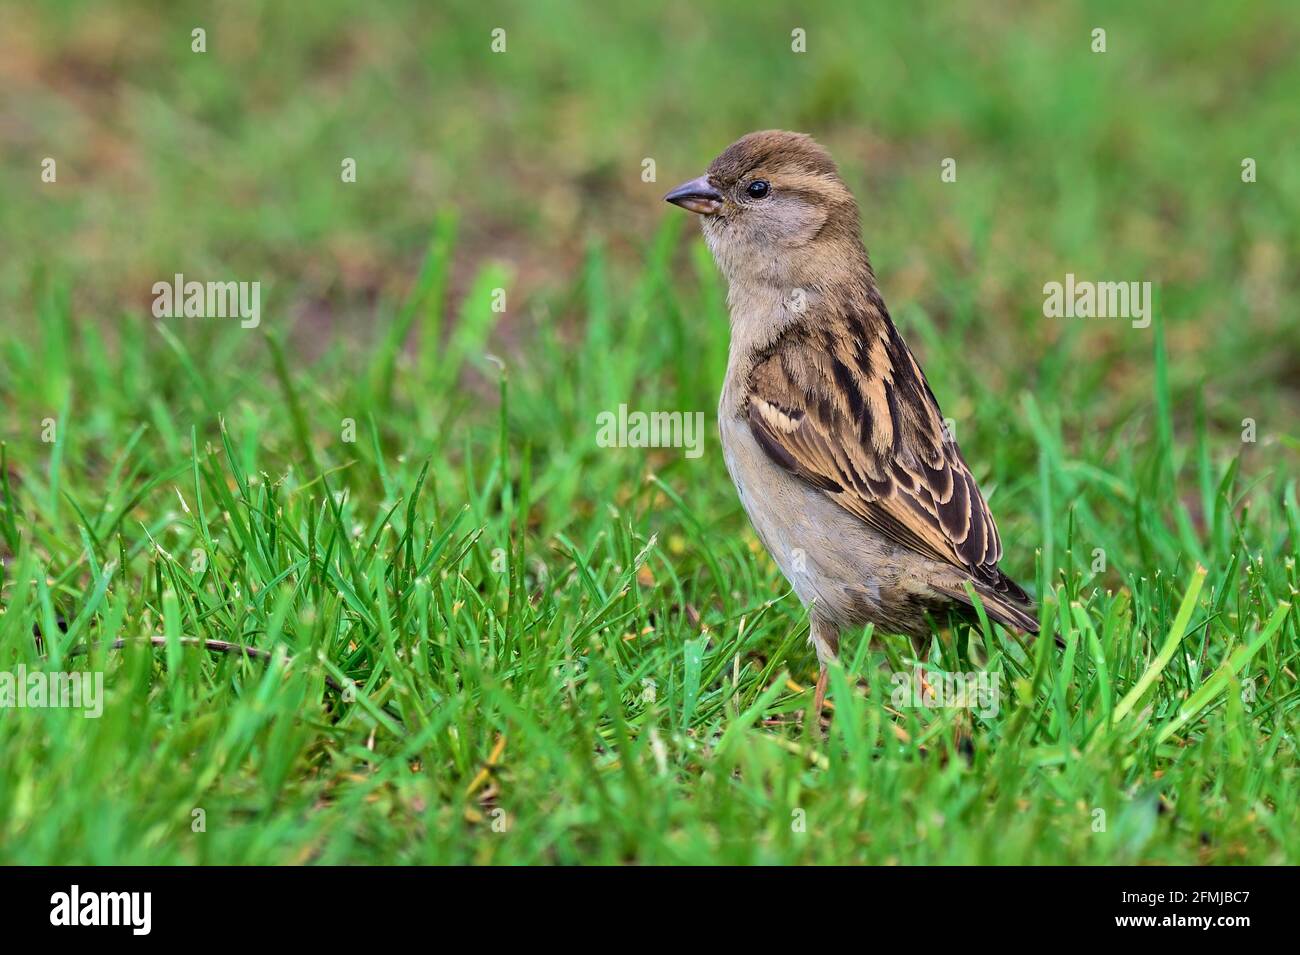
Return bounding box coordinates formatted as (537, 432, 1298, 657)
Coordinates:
(808, 618, 840, 729)
(813, 664, 829, 718)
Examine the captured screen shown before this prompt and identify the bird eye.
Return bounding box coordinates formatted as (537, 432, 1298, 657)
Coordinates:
(745, 179, 770, 199)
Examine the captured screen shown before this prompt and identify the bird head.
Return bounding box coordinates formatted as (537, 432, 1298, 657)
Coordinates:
(664, 130, 864, 287)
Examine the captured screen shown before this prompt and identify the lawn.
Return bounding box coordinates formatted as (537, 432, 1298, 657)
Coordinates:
(0, 0, 1297, 864)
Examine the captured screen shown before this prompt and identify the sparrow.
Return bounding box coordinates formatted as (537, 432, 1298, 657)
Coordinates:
(665, 130, 1039, 718)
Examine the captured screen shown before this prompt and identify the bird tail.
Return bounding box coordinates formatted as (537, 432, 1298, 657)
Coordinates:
(933, 573, 1040, 636)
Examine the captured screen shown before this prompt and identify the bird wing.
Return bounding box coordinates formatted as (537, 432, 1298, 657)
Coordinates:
(745, 307, 1007, 587)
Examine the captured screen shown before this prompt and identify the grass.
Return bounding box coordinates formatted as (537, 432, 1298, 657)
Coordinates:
(0, 0, 1298, 864)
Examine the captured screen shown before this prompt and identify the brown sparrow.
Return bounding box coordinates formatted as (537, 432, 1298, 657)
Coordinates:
(665, 130, 1038, 718)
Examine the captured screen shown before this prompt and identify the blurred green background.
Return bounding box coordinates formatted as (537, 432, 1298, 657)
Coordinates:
(3, 0, 1297, 424)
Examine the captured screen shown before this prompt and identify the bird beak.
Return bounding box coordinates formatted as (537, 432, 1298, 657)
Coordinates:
(664, 175, 723, 216)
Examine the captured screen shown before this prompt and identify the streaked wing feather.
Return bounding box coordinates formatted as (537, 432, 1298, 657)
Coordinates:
(746, 306, 1005, 585)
